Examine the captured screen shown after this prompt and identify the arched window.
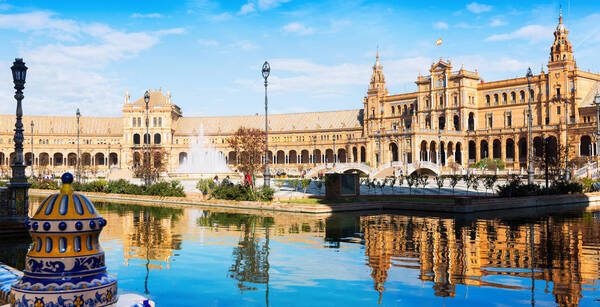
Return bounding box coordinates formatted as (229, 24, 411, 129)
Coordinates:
(530, 89, 535, 100)
(154, 133, 161, 145)
(439, 96, 444, 106)
(132, 117, 136, 127)
(493, 93, 499, 105)
(391, 106, 395, 115)
(133, 134, 140, 145)
(510, 92, 516, 104)
(502, 93, 507, 104)
(158, 117, 162, 127)
(486, 95, 490, 106)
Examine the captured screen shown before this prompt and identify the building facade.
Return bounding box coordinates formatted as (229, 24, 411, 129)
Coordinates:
(1, 13, 599, 177)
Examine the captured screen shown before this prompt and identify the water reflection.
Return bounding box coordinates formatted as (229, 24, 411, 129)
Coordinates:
(2, 198, 599, 306)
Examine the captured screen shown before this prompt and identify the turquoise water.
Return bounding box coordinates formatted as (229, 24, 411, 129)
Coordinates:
(4, 198, 600, 306)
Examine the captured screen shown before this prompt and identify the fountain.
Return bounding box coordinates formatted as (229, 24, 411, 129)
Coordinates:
(170, 125, 236, 180)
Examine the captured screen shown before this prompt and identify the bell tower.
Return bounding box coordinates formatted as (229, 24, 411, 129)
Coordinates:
(548, 9, 574, 69)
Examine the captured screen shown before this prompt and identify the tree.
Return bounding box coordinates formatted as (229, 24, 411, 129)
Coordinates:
(301, 178, 311, 194)
(484, 175, 497, 195)
(434, 175, 445, 194)
(419, 175, 429, 194)
(227, 127, 266, 177)
(463, 174, 474, 195)
(449, 175, 460, 194)
(133, 148, 168, 185)
(406, 175, 416, 195)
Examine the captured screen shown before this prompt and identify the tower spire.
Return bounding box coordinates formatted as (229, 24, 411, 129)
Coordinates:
(376, 45, 379, 66)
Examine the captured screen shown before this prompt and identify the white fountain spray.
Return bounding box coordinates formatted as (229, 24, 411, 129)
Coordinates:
(175, 125, 231, 174)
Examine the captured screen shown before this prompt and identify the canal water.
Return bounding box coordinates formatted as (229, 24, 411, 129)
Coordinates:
(2, 197, 600, 306)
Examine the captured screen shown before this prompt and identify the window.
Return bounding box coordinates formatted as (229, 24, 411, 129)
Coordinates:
(391, 106, 395, 115)
(493, 94, 499, 105)
(502, 93, 507, 104)
(158, 117, 162, 127)
(506, 112, 512, 127)
(153, 117, 157, 127)
(520, 91, 525, 102)
(132, 117, 136, 127)
(453, 96, 458, 105)
(556, 88, 561, 99)
(511, 92, 516, 104)
(557, 106, 561, 114)
(439, 96, 443, 106)
(487, 113, 493, 128)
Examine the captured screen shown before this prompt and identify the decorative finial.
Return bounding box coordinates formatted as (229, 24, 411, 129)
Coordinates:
(376, 45, 379, 66)
(559, 5, 563, 24)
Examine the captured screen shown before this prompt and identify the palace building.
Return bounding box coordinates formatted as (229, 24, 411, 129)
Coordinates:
(1, 12, 599, 177)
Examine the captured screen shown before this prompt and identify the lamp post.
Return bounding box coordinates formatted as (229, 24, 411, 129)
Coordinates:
(144, 90, 150, 186)
(376, 131, 381, 167)
(262, 61, 271, 187)
(76, 108, 81, 182)
(332, 135, 336, 170)
(119, 143, 122, 168)
(313, 136, 317, 167)
(30, 120, 34, 178)
(108, 143, 111, 167)
(564, 96, 570, 181)
(526, 68, 534, 185)
(7, 58, 30, 218)
(594, 93, 600, 165)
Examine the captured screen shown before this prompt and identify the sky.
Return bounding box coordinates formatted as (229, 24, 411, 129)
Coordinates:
(0, 0, 600, 118)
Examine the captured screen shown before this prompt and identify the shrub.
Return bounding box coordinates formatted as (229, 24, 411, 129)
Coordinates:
(105, 179, 143, 195)
(30, 178, 59, 190)
(144, 181, 186, 197)
(473, 158, 505, 170)
(496, 177, 582, 198)
(577, 177, 596, 193)
(256, 185, 275, 201)
(196, 179, 216, 195)
(210, 184, 255, 201)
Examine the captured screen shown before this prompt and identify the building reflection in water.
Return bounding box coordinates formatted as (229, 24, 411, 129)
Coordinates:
(15, 198, 600, 306)
(356, 212, 600, 306)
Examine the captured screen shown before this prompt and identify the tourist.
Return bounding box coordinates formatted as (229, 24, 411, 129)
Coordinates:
(213, 176, 219, 186)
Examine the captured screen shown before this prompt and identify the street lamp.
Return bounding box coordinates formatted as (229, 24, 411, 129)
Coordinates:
(564, 94, 570, 181)
(108, 143, 111, 167)
(119, 143, 122, 168)
(76, 108, 81, 182)
(262, 61, 271, 187)
(526, 67, 534, 185)
(332, 135, 336, 170)
(8, 58, 30, 218)
(30, 120, 34, 177)
(313, 136, 317, 167)
(144, 90, 150, 186)
(595, 92, 600, 165)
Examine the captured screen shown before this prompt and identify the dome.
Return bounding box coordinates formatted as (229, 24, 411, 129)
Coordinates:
(11, 173, 118, 307)
(556, 23, 566, 32)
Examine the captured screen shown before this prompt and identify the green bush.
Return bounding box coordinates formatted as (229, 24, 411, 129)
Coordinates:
(210, 184, 255, 201)
(144, 181, 185, 197)
(0, 181, 7, 187)
(497, 176, 582, 197)
(196, 179, 215, 195)
(472, 158, 505, 170)
(577, 177, 596, 193)
(105, 179, 144, 195)
(256, 185, 275, 201)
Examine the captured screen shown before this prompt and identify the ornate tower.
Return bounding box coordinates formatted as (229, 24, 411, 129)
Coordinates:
(363, 52, 388, 166)
(548, 9, 575, 69)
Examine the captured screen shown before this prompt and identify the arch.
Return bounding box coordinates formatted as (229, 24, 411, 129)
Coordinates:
(429, 141, 437, 164)
(546, 136, 558, 161)
(144, 133, 150, 145)
(276, 150, 285, 164)
(468, 113, 475, 131)
(314, 149, 322, 163)
(67, 153, 77, 166)
(403, 105, 408, 115)
(492, 139, 501, 159)
(352, 147, 358, 162)
(228, 151, 237, 165)
(325, 149, 334, 163)
(425, 115, 431, 129)
(9, 153, 15, 165)
(133, 133, 140, 145)
(502, 92, 507, 104)
(109, 153, 118, 166)
(81, 153, 91, 166)
(25, 152, 33, 166)
(289, 150, 298, 164)
(518, 138, 527, 165)
(485, 95, 490, 106)
(468, 141, 476, 161)
(420, 140, 428, 161)
(53, 153, 63, 166)
(154, 133, 161, 145)
(301, 150, 309, 164)
(533, 136, 543, 158)
(510, 91, 516, 104)
(453, 115, 459, 130)
(389, 143, 399, 162)
(447, 142, 454, 158)
(455, 142, 462, 165)
(506, 139, 515, 160)
(133, 152, 141, 167)
(520, 90, 525, 103)
(438, 116, 445, 130)
(337, 148, 347, 163)
(0, 152, 4, 165)
(480, 140, 489, 159)
(493, 93, 499, 105)
(360, 146, 366, 163)
(580, 135, 592, 156)
(94, 153, 104, 166)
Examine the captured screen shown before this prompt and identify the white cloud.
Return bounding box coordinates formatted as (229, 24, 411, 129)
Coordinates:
(238, 2, 256, 15)
(198, 39, 219, 47)
(231, 40, 257, 51)
(490, 17, 506, 27)
(130, 13, 163, 18)
(211, 12, 232, 21)
(433, 22, 448, 29)
(257, 0, 291, 10)
(0, 11, 184, 116)
(466, 2, 492, 14)
(485, 24, 553, 43)
(0, 11, 79, 40)
(282, 22, 314, 35)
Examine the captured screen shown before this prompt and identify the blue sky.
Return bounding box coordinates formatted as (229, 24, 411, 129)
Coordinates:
(1, 0, 599, 117)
